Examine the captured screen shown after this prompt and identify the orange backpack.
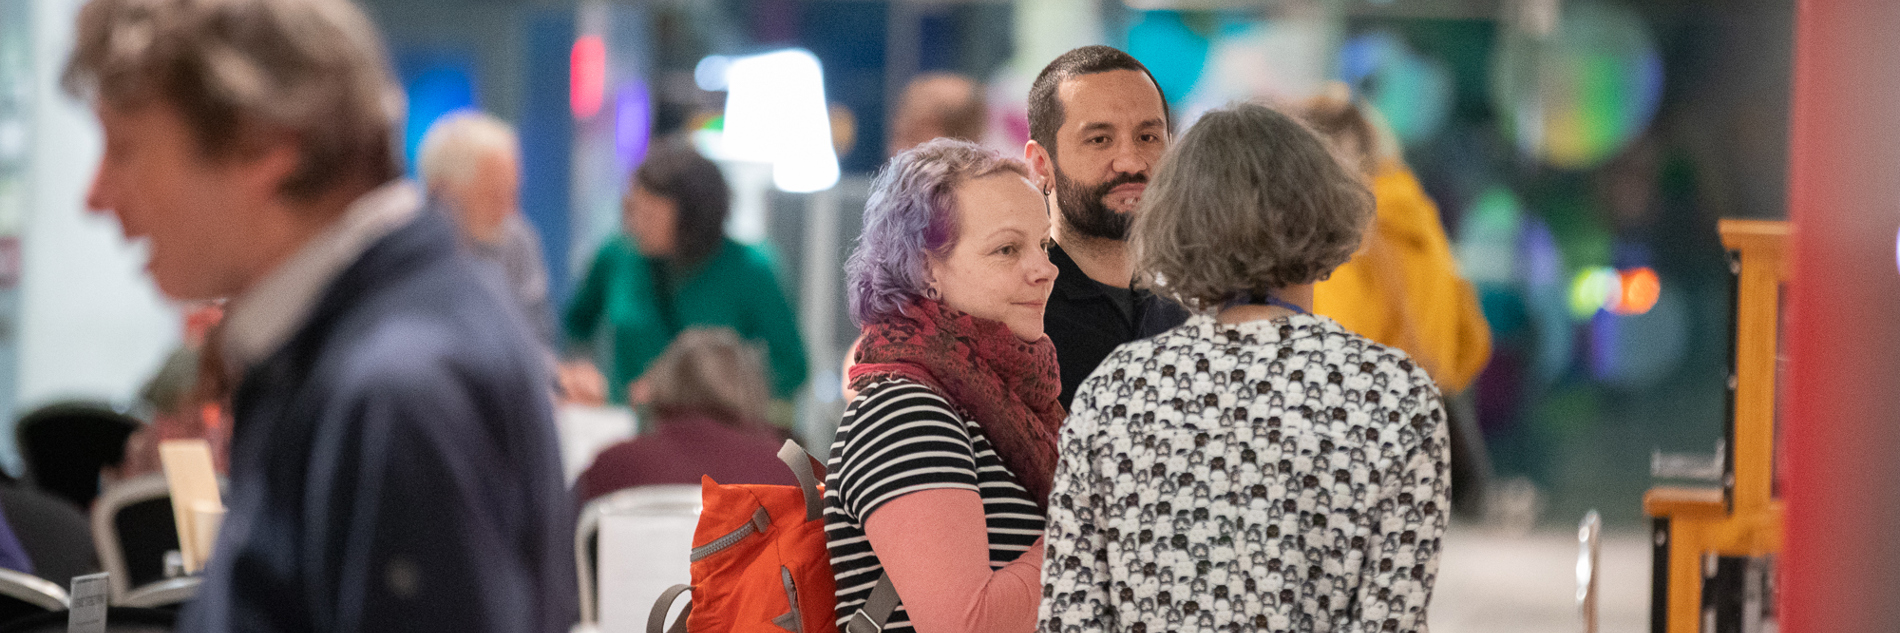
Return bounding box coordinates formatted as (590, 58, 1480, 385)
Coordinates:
(647, 440, 897, 633)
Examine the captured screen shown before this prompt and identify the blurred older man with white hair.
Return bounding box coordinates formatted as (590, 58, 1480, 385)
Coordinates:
(417, 111, 554, 345)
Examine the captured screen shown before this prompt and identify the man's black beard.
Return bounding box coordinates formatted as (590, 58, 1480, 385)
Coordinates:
(1053, 167, 1144, 242)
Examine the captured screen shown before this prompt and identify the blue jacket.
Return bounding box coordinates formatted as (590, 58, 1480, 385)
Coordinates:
(181, 210, 576, 632)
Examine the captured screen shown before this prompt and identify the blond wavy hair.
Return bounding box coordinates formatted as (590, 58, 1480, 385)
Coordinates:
(62, 0, 403, 201)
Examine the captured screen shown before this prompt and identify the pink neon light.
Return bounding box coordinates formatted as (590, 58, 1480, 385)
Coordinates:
(571, 36, 606, 119)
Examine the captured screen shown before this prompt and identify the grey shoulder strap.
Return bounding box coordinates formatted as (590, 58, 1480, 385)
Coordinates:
(777, 440, 898, 632)
(843, 574, 899, 633)
(647, 584, 692, 633)
(777, 440, 827, 521)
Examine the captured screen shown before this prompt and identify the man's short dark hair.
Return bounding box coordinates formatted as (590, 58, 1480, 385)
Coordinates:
(1027, 45, 1170, 162)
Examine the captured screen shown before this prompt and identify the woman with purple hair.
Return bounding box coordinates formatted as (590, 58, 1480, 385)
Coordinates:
(823, 138, 1061, 633)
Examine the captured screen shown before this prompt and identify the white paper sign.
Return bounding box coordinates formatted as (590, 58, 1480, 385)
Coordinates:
(67, 572, 109, 633)
(159, 440, 223, 572)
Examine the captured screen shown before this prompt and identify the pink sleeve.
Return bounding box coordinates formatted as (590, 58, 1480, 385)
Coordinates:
(862, 488, 1045, 633)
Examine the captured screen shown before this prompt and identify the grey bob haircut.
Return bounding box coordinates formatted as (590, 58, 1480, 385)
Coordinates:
(1133, 102, 1374, 310)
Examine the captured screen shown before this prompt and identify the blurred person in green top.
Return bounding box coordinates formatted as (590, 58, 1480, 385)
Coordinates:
(562, 140, 808, 410)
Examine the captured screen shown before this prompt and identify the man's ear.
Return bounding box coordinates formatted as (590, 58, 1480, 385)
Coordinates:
(1024, 140, 1055, 192)
(236, 129, 303, 203)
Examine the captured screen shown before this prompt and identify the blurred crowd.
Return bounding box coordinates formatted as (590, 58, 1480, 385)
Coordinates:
(0, 0, 1514, 631)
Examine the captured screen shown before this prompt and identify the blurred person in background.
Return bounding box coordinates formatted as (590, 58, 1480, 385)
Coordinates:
(830, 139, 1058, 632)
(0, 504, 35, 577)
(1040, 102, 1447, 632)
(118, 303, 230, 481)
(416, 111, 555, 347)
(562, 140, 807, 414)
(573, 327, 796, 506)
(1298, 87, 1494, 517)
(63, 0, 575, 630)
(1024, 45, 1190, 410)
(888, 73, 988, 156)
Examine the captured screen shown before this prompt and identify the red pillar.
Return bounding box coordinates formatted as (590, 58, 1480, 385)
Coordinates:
(1782, 1, 1900, 630)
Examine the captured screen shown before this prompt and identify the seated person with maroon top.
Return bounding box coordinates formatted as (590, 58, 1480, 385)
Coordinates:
(575, 327, 795, 505)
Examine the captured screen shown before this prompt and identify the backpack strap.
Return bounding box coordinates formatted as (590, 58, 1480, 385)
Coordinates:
(843, 574, 899, 633)
(777, 440, 899, 632)
(648, 584, 693, 633)
(777, 440, 826, 521)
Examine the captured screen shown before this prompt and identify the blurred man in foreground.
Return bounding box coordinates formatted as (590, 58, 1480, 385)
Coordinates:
(1024, 46, 1190, 409)
(417, 111, 555, 347)
(64, 0, 575, 630)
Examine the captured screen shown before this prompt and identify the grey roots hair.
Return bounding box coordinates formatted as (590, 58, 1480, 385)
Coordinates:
(643, 327, 771, 426)
(62, 0, 404, 201)
(845, 138, 1032, 326)
(1132, 102, 1374, 310)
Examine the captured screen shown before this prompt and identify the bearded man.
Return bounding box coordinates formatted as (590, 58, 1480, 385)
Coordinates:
(1024, 46, 1190, 409)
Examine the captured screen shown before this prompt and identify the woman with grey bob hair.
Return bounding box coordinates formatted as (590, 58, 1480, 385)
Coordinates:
(1134, 104, 1373, 307)
(1039, 102, 1451, 633)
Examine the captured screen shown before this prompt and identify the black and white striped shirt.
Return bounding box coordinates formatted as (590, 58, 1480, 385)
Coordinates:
(824, 379, 1046, 632)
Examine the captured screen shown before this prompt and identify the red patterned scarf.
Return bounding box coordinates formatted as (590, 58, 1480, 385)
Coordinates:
(848, 298, 1067, 508)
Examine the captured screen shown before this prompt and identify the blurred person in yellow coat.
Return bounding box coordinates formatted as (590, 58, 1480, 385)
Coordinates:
(1315, 165, 1492, 391)
(1300, 87, 1494, 516)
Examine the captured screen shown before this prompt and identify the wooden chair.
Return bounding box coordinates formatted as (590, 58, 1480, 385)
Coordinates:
(1644, 219, 1788, 633)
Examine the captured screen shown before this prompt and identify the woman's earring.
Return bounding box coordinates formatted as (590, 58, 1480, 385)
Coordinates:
(924, 286, 942, 301)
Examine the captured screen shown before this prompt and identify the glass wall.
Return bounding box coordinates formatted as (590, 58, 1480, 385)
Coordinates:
(0, 0, 31, 471)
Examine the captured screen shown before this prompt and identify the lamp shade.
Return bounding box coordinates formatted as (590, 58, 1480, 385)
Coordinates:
(720, 49, 840, 193)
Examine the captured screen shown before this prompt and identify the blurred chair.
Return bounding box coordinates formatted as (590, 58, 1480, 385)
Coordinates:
(89, 475, 180, 601)
(117, 577, 199, 610)
(575, 484, 700, 625)
(0, 567, 66, 627)
(0, 484, 99, 587)
(0, 606, 175, 632)
(15, 402, 139, 510)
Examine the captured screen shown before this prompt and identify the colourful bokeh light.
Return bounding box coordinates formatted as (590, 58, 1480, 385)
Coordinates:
(1570, 265, 1662, 318)
(614, 82, 651, 168)
(570, 35, 606, 120)
(1455, 185, 1525, 285)
(1588, 282, 1687, 388)
(1340, 31, 1453, 147)
(1569, 266, 1619, 319)
(1491, 2, 1664, 170)
(1127, 11, 1210, 106)
(399, 65, 473, 177)
(1610, 267, 1661, 316)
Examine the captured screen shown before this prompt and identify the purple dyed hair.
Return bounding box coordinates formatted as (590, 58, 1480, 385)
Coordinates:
(846, 138, 1033, 326)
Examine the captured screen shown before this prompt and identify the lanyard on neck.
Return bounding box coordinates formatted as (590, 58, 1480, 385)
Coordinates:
(1222, 290, 1308, 315)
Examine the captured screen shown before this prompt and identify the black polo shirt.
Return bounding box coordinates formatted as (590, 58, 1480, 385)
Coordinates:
(1044, 242, 1191, 410)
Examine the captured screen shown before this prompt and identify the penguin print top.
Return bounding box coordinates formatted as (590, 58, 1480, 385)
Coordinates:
(1039, 313, 1449, 633)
